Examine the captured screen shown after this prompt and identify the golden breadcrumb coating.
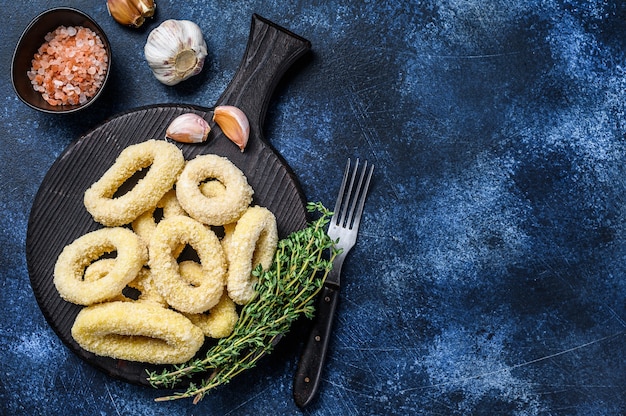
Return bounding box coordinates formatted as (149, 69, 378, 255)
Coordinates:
(56, 142, 285, 365)
(185, 292, 239, 338)
(53, 227, 148, 305)
(176, 154, 253, 226)
(132, 188, 186, 243)
(71, 301, 204, 364)
(222, 206, 278, 304)
(149, 215, 226, 314)
(84, 139, 185, 226)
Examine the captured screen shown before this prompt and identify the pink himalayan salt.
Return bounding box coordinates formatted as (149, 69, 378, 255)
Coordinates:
(27, 25, 108, 106)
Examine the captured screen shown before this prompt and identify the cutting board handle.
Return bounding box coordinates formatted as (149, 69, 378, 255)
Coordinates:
(215, 14, 311, 139)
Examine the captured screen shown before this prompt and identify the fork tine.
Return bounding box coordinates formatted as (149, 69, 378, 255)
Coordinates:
(344, 159, 361, 227)
(332, 159, 374, 230)
(332, 158, 352, 226)
(348, 160, 373, 230)
(339, 159, 359, 227)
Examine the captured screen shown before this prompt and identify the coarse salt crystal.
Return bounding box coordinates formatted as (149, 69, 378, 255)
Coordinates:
(29, 25, 108, 107)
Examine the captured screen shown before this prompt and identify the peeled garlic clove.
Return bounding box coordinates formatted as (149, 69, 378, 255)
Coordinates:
(166, 113, 211, 144)
(213, 106, 250, 152)
(107, 0, 155, 28)
(144, 20, 208, 86)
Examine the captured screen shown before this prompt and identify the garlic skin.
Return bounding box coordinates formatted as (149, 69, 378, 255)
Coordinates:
(107, 0, 155, 28)
(213, 106, 250, 152)
(166, 113, 211, 144)
(135, 0, 156, 17)
(144, 20, 208, 86)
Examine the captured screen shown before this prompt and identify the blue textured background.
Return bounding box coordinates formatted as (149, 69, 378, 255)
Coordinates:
(2, 0, 626, 414)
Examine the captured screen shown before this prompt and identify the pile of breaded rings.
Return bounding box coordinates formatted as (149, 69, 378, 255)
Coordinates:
(53, 139, 278, 365)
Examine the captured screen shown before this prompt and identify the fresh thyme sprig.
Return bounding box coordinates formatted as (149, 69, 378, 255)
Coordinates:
(147, 202, 338, 403)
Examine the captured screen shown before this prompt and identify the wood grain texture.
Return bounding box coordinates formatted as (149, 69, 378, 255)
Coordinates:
(25, 15, 311, 386)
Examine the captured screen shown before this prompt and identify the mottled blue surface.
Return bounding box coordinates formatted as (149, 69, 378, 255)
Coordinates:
(2, 0, 626, 414)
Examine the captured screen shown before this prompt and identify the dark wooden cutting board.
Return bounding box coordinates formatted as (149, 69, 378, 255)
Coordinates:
(25, 14, 311, 387)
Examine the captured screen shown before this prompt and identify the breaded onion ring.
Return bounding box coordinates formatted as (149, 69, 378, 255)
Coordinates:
(128, 267, 169, 306)
(84, 260, 167, 305)
(149, 215, 226, 314)
(132, 189, 186, 243)
(199, 179, 226, 198)
(83, 258, 129, 302)
(220, 222, 236, 251)
(84, 140, 185, 226)
(71, 301, 204, 364)
(176, 154, 253, 226)
(83, 258, 117, 282)
(178, 260, 238, 338)
(54, 227, 148, 305)
(185, 292, 239, 338)
(222, 206, 278, 304)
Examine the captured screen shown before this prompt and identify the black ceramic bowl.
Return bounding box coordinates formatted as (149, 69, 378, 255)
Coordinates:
(11, 7, 111, 114)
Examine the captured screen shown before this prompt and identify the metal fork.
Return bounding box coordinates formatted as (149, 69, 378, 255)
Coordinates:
(293, 158, 374, 408)
(328, 158, 375, 273)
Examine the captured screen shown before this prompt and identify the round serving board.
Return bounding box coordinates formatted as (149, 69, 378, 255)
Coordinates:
(25, 15, 311, 386)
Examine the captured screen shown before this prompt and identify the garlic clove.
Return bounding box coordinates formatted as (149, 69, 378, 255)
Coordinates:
(144, 20, 208, 86)
(213, 106, 250, 152)
(166, 113, 211, 144)
(135, 0, 156, 17)
(107, 0, 155, 28)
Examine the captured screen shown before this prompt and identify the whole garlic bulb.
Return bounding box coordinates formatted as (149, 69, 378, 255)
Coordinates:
(144, 20, 208, 86)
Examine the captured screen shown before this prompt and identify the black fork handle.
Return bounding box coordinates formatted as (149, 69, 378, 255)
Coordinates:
(293, 283, 341, 408)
